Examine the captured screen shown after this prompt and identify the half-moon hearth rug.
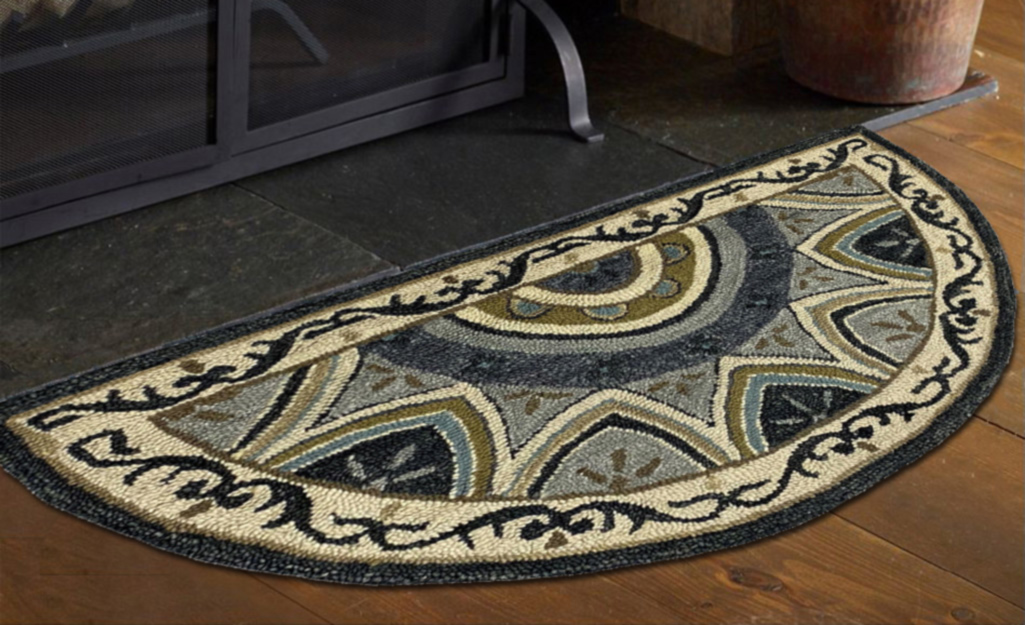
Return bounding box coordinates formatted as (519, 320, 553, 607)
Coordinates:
(0, 128, 1015, 585)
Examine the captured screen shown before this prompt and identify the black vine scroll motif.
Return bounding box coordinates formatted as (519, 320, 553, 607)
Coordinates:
(25, 139, 870, 435)
(69, 428, 709, 551)
(666, 150, 985, 520)
(26, 138, 987, 554)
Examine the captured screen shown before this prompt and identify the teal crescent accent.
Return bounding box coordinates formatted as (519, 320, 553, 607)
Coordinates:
(740, 372, 878, 454)
(582, 304, 629, 320)
(834, 211, 933, 279)
(278, 412, 479, 496)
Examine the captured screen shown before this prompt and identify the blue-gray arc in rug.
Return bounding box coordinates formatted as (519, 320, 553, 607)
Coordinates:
(0, 128, 1014, 585)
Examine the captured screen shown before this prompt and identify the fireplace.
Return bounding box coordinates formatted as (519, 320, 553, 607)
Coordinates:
(0, 0, 526, 246)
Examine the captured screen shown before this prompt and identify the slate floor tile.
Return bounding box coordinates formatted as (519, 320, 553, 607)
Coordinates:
(1, 11, 994, 402)
(236, 96, 709, 266)
(525, 16, 988, 165)
(0, 185, 392, 398)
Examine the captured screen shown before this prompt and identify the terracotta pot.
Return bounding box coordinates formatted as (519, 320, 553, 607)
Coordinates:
(778, 0, 984, 104)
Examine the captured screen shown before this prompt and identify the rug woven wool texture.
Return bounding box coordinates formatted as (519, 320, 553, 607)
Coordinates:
(0, 127, 1015, 585)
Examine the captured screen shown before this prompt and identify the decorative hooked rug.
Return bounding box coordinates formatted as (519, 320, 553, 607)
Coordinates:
(0, 128, 1014, 585)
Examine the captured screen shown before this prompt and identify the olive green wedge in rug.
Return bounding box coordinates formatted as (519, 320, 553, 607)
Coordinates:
(0, 127, 1015, 585)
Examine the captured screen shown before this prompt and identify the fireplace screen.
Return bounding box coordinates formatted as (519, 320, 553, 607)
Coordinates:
(0, 0, 522, 247)
(247, 0, 491, 130)
(0, 0, 218, 201)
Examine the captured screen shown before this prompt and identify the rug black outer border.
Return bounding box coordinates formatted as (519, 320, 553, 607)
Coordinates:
(0, 126, 1016, 586)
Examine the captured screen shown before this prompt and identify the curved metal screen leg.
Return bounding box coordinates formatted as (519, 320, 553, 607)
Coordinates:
(515, 0, 603, 143)
(252, 0, 330, 65)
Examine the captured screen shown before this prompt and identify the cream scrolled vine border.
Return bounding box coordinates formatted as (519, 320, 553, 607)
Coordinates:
(6, 133, 999, 566)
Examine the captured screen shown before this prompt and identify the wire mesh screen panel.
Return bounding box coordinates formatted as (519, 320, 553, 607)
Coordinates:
(247, 0, 490, 130)
(0, 0, 218, 201)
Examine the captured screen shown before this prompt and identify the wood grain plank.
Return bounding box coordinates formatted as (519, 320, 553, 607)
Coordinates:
(909, 47, 1024, 168)
(0, 538, 328, 625)
(2, 450, 1021, 625)
(836, 419, 1024, 606)
(592, 514, 1023, 625)
(0, 473, 331, 623)
(32, 511, 228, 577)
(988, 293, 1025, 435)
(251, 577, 517, 625)
(976, 0, 1025, 62)
(879, 124, 1024, 436)
(256, 569, 684, 625)
(0, 472, 62, 539)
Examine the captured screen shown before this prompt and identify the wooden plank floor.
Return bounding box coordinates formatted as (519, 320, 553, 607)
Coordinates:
(1, 1, 1022, 622)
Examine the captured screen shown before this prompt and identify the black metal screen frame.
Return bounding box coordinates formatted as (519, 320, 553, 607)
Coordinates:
(235, 0, 509, 152)
(1, 0, 237, 223)
(1, 0, 525, 247)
